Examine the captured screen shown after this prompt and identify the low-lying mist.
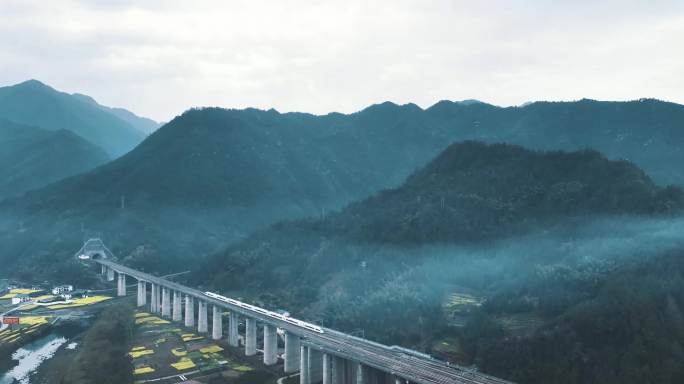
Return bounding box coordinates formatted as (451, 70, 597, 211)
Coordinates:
(249, 214, 684, 347)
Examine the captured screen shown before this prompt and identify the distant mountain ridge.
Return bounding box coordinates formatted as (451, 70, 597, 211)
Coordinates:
(2, 98, 684, 279)
(0, 80, 150, 157)
(72, 92, 160, 135)
(0, 119, 110, 200)
(315, 141, 684, 243)
(424, 97, 684, 186)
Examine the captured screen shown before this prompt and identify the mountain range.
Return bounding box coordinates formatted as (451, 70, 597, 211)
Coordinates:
(197, 142, 684, 384)
(0, 118, 110, 200)
(0, 80, 153, 157)
(197, 141, 683, 309)
(2, 98, 684, 280)
(2, 84, 684, 383)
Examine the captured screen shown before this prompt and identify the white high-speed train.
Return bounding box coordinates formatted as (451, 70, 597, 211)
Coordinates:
(204, 291, 324, 334)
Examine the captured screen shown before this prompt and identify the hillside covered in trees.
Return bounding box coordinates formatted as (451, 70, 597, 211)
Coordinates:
(0, 119, 109, 200)
(197, 142, 684, 384)
(0, 80, 146, 157)
(3, 99, 684, 282)
(200, 142, 683, 291)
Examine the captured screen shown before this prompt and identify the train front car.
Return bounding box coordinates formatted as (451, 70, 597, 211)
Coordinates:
(204, 291, 324, 334)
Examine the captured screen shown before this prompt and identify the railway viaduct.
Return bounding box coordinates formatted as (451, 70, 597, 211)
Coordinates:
(78, 238, 513, 384)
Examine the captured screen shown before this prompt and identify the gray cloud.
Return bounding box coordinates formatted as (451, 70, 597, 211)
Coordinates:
(1, 0, 683, 121)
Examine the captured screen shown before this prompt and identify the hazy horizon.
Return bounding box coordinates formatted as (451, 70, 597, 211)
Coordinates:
(1, 0, 683, 121)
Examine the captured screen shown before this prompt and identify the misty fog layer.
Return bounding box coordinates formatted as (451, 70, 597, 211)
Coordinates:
(207, 214, 684, 324)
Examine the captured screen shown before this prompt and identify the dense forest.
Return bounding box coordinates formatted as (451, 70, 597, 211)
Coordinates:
(3, 99, 684, 282)
(195, 142, 684, 383)
(0, 80, 145, 157)
(470, 250, 684, 383)
(199, 142, 684, 293)
(0, 118, 109, 200)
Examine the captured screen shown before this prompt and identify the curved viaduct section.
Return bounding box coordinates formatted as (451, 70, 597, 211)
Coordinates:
(81, 240, 513, 384)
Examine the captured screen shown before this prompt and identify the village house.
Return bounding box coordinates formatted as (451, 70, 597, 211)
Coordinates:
(52, 285, 74, 295)
(10, 293, 31, 305)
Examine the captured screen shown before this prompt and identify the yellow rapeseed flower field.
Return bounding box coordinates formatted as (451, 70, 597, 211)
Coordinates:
(19, 316, 50, 325)
(199, 345, 223, 354)
(10, 288, 40, 294)
(128, 349, 155, 358)
(171, 357, 196, 370)
(47, 295, 112, 309)
(133, 366, 155, 375)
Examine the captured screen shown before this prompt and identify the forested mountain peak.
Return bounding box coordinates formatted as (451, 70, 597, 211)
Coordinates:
(0, 79, 147, 157)
(0, 119, 109, 200)
(293, 142, 684, 245)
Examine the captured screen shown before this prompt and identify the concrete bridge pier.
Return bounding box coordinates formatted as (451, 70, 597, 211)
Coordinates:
(155, 285, 162, 314)
(368, 366, 386, 384)
(245, 317, 257, 356)
(212, 305, 223, 340)
(299, 346, 323, 384)
(263, 324, 277, 365)
(101, 264, 106, 275)
(309, 349, 323, 383)
(284, 332, 301, 373)
(150, 284, 158, 313)
(184, 295, 194, 327)
(136, 280, 146, 307)
(393, 377, 407, 384)
(162, 287, 171, 318)
(323, 353, 332, 384)
(347, 361, 365, 384)
(300, 345, 310, 384)
(106, 267, 114, 281)
(117, 273, 126, 296)
(356, 363, 377, 384)
(229, 312, 239, 347)
(332, 355, 347, 384)
(172, 291, 182, 321)
(198, 301, 208, 333)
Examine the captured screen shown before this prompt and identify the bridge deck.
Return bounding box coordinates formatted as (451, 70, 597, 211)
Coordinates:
(95, 259, 513, 384)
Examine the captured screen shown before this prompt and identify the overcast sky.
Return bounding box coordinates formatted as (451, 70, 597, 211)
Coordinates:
(1, 0, 683, 122)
